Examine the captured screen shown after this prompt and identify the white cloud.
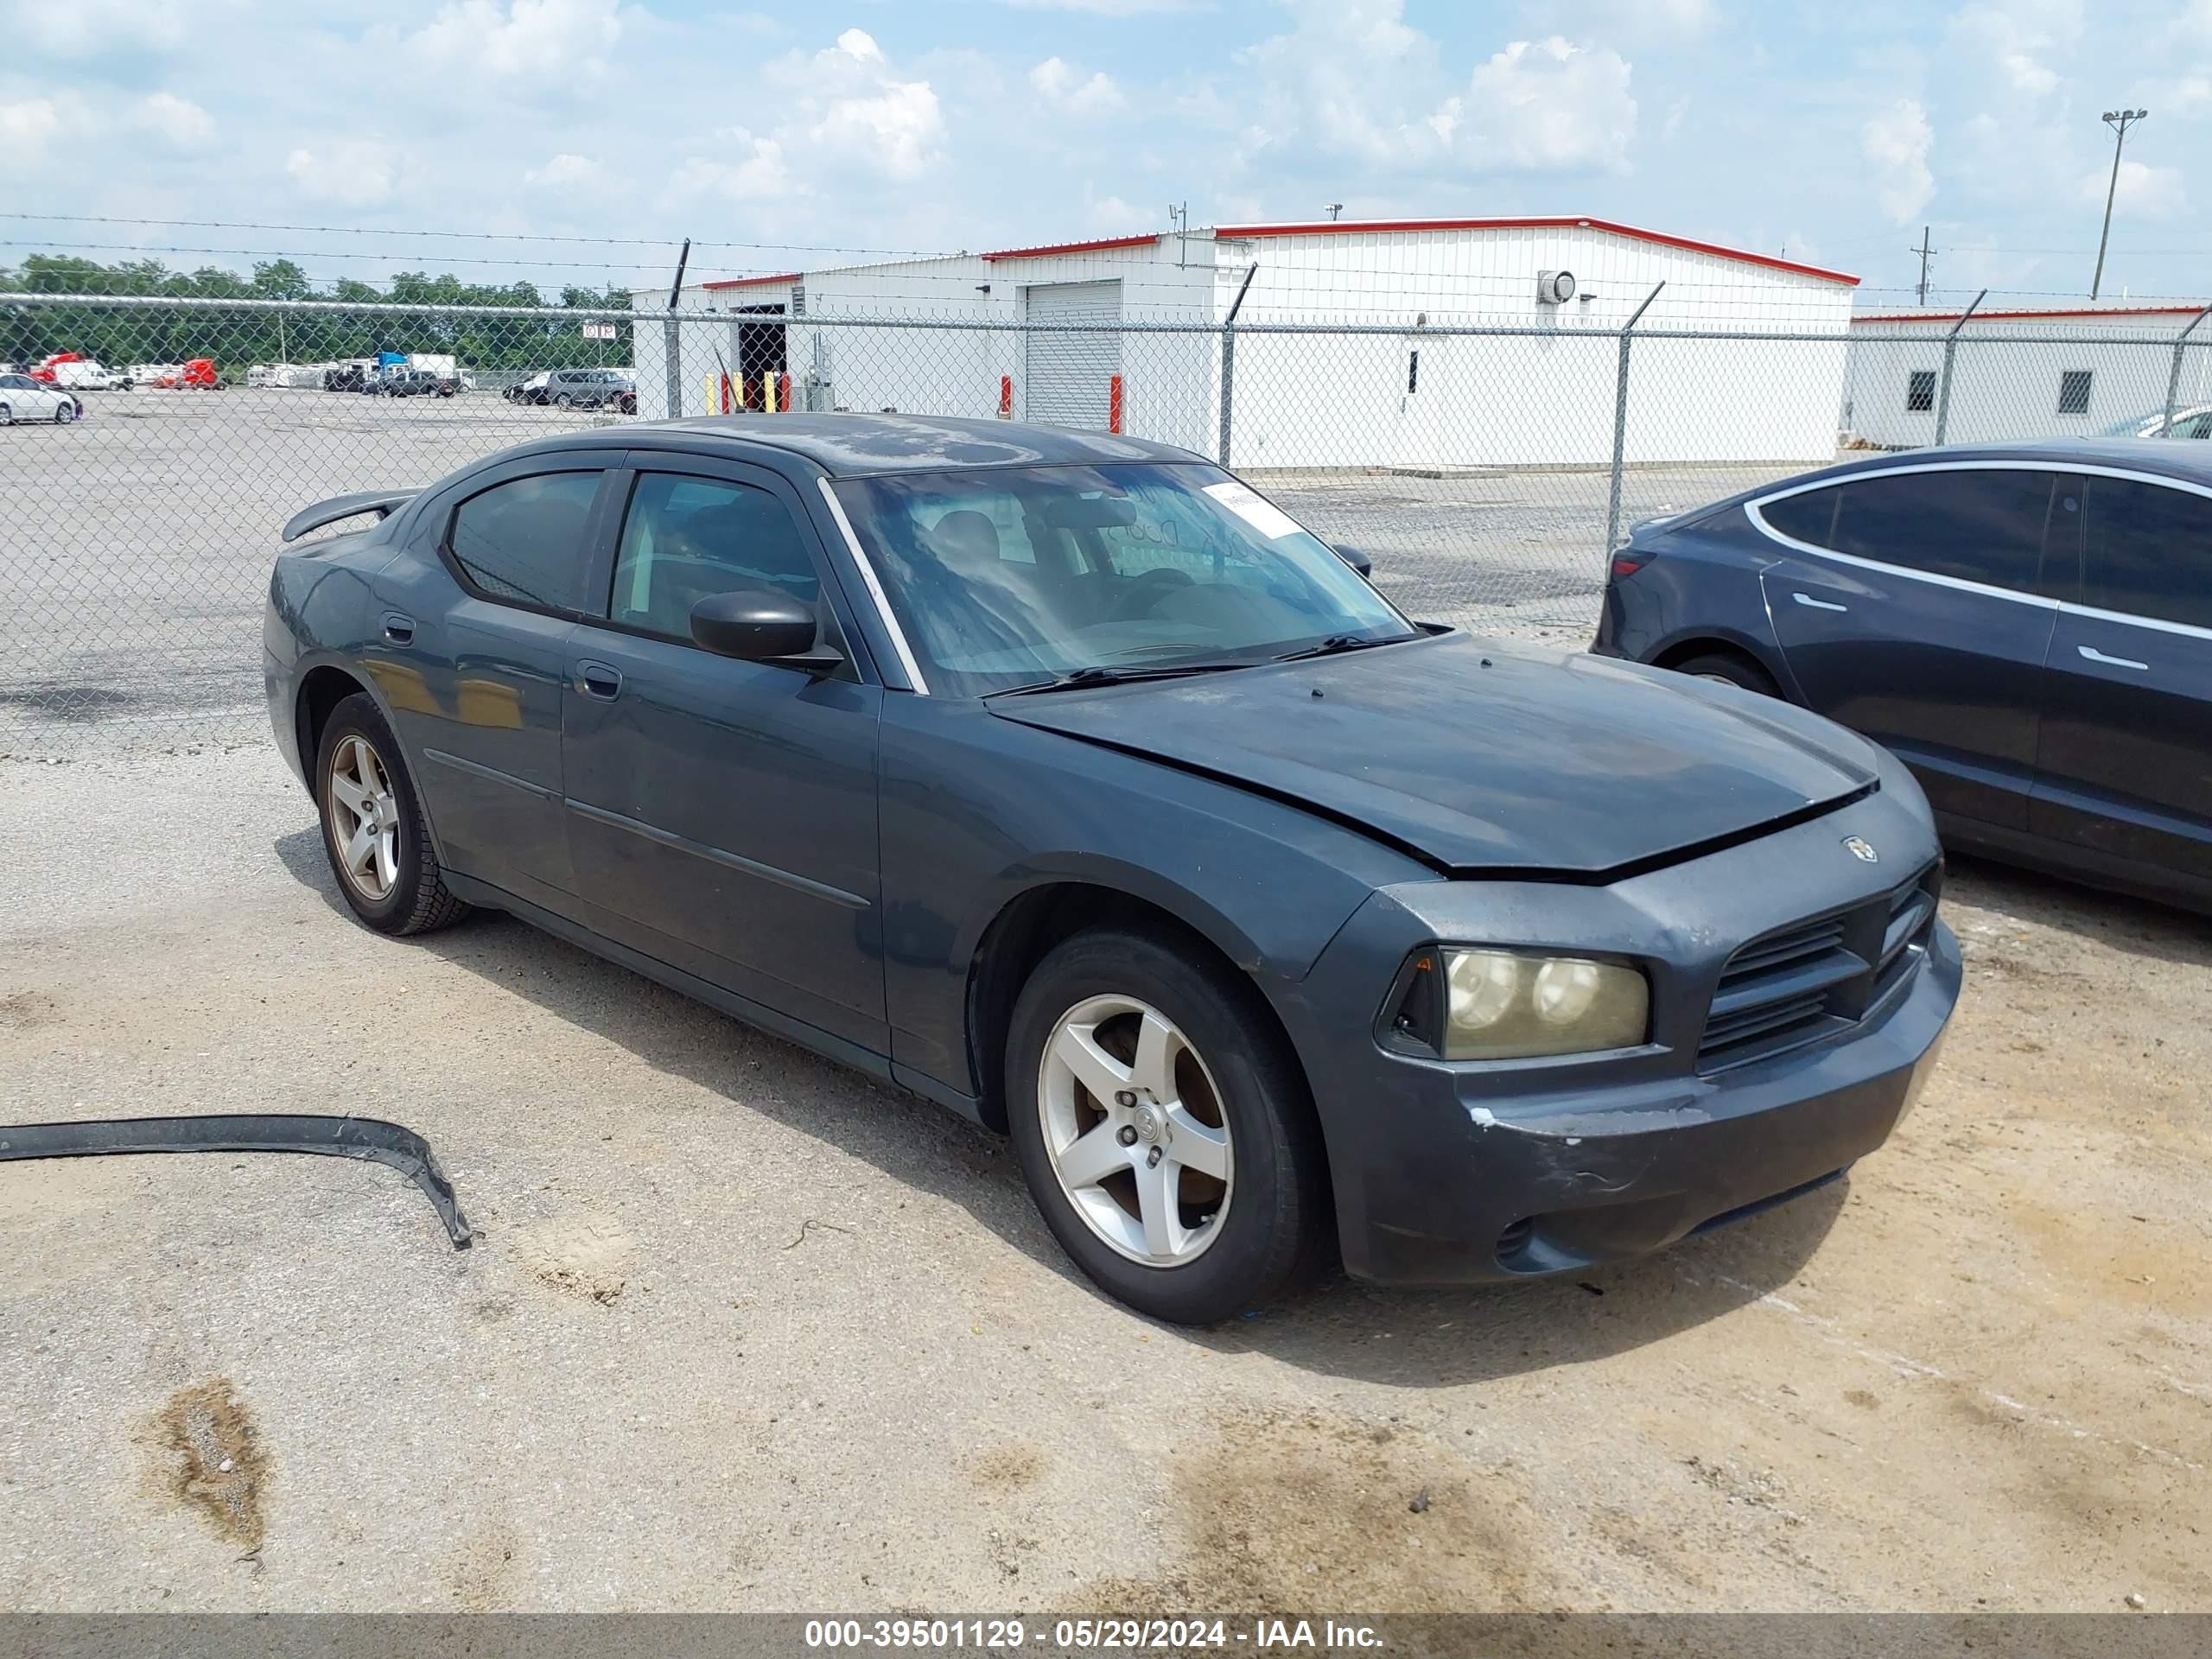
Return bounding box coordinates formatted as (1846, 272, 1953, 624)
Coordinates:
(285, 143, 397, 207)
(2, 0, 188, 58)
(407, 0, 621, 81)
(2178, 0, 2212, 42)
(1862, 98, 1935, 222)
(1237, 4, 1632, 176)
(667, 130, 797, 203)
(132, 92, 213, 148)
(1446, 37, 1636, 172)
(1569, 0, 1714, 37)
(797, 29, 944, 181)
(1950, 1, 2081, 101)
(0, 98, 61, 175)
(1030, 57, 1128, 116)
(995, 0, 1196, 12)
(523, 151, 604, 188)
(2080, 157, 2188, 219)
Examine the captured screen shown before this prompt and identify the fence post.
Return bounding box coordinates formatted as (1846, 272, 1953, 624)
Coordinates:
(1934, 289, 1986, 447)
(1218, 263, 1259, 467)
(2162, 306, 2210, 435)
(662, 238, 690, 420)
(1604, 282, 1666, 556)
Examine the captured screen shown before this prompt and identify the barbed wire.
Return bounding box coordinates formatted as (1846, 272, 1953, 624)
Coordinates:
(0, 213, 949, 258)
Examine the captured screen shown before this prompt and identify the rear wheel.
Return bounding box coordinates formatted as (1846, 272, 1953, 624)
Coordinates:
(0, 403, 10, 425)
(315, 693, 469, 937)
(1005, 927, 1330, 1324)
(1673, 650, 1780, 697)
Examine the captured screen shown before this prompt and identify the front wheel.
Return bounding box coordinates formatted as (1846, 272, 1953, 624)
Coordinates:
(0, 403, 10, 426)
(315, 693, 470, 936)
(1006, 927, 1331, 1324)
(54, 401, 76, 425)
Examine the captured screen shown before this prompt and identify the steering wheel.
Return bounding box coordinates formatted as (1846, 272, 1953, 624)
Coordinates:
(1111, 566, 1196, 620)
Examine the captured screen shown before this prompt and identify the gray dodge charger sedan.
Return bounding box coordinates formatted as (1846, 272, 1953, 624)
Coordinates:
(264, 415, 1961, 1323)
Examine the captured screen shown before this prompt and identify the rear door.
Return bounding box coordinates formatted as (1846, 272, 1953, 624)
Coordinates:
(561, 455, 887, 1052)
(370, 454, 620, 908)
(1754, 465, 2063, 831)
(2032, 470, 2212, 884)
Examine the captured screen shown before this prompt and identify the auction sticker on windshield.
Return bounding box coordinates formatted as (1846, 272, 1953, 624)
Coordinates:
(1202, 480, 1301, 539)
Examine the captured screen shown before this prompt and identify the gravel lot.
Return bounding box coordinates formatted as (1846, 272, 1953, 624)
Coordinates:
(2, 734, 2208, 1615)
(0, 387, 1815, 748)
(3, 388, 2204, 1619)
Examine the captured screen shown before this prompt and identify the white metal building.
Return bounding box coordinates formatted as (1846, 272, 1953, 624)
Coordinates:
(631, 217, 1860, 470)
(1844, 302, 2212, 448)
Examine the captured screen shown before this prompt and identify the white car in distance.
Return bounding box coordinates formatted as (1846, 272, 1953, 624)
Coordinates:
(0, 372, 85, 425)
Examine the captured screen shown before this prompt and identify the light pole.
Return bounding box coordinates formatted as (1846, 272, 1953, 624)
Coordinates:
(2091, 107, 2147, 301)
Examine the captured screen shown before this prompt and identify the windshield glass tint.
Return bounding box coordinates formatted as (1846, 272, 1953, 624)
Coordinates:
(833, 463, 1412, 696)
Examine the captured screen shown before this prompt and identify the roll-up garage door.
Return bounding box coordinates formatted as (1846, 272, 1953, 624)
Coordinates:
(1024, 280, 1122, 428)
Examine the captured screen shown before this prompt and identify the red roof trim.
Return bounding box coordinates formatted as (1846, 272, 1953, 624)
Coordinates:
(1853, 303, 2209, 323)
(701, 271, 800, 291)
(1211, 216, 1859, 287)
(981, 233, 1159, 263)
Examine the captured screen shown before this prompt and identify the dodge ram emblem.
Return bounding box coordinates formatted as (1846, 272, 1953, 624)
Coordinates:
(1843, 836, 1879, 863)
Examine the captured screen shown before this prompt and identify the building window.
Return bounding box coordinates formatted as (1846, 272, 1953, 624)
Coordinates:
(1407, 349, 1420, 394)
(2058, 370, 2093, 416)
(1906, 370, 1936, 412)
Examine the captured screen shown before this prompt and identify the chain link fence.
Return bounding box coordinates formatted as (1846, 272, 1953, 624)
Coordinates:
(2, 290, 2206, 748)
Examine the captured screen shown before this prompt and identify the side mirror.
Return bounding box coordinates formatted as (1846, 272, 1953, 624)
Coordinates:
(690, 589, 839, 673)
(1332, 542, 1373, 580)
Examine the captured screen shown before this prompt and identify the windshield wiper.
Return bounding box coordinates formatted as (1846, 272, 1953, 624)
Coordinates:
(1271, 632, 1412, 663)
(988, 661, 1256, 697)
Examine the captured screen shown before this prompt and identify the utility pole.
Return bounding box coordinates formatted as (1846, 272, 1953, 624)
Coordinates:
(2091, 108, 2148, 301)
(1910, 226, 1936, 305)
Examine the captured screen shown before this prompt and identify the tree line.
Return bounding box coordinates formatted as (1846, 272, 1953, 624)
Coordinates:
(1, 255, 638, 374)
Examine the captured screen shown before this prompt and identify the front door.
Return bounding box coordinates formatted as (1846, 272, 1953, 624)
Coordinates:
(1756, 464, 2064, 831)
(372, 456, 619, 909)
(562, 459, 888, 1052)
(2032, 470, 2212, 885)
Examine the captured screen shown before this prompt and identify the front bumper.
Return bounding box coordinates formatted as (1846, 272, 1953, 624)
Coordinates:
(1273, 771, 1961, 1284)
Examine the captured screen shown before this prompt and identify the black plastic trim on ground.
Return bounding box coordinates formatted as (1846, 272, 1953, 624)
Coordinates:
(0, 1113, 473, 1249)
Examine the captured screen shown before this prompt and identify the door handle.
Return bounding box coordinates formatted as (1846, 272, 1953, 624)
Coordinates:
(2077, 645, 2149, 671)
(1792, 592, 1848, 613)
(577, 661, 624, 700)
(381, 612, 416, 645)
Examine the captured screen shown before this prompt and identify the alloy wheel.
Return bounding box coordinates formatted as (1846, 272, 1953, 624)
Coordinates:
(326, 734, 401, 901)
(1037, 994, 1234, 1267)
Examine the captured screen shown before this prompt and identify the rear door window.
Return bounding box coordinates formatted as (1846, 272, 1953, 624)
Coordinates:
(1827, 468, 2056, 594)
(2079, 476, 2212, 630)
(446, 471, 604, 613)
(608, 473, 821, 642)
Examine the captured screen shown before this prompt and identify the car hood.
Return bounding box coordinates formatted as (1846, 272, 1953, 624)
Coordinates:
(988, 632, 1881, 877)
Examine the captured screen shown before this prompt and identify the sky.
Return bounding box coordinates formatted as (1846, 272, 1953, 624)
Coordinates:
(2, 0, 2209, 304)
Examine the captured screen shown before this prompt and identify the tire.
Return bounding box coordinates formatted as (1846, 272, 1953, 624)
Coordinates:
(314, 692, 470, 937)
(1673, 650, 1780, 697)
(552, 392, 574, 409)
(1005, 926, 1330, 1324)
(0, 403, 10, 426)
(54, 401, 75, 425)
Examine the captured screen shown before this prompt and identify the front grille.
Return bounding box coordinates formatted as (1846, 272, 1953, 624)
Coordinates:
(1698, 862, 1939, 1072)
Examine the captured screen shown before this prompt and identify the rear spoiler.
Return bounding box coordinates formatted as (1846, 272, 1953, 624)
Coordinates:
(280, 490, 421, 543)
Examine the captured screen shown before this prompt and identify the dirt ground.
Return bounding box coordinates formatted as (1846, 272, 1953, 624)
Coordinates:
(1, 739, 2207, 1615)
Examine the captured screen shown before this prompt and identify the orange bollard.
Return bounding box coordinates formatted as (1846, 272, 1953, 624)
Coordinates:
(998, 375, 1013, 418)
(1108, 374, 1123, 434)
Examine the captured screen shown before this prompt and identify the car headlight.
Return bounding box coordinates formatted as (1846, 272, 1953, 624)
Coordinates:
(1386, 948, 1649, 1061)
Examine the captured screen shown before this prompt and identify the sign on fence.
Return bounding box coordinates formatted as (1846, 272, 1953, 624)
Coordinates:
(581, 321, 617, 340)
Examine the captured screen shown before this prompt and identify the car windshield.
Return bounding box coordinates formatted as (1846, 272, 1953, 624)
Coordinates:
(832, 462, 1414, 696)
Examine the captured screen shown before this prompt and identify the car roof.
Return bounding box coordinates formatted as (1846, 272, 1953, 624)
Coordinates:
(632, 413, 1204, 478)
(1801, 436, 2212, 489)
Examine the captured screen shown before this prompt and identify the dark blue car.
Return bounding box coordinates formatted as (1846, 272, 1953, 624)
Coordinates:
(1598, 439, 2212, 915)
(266, 415, 1959, 1323)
